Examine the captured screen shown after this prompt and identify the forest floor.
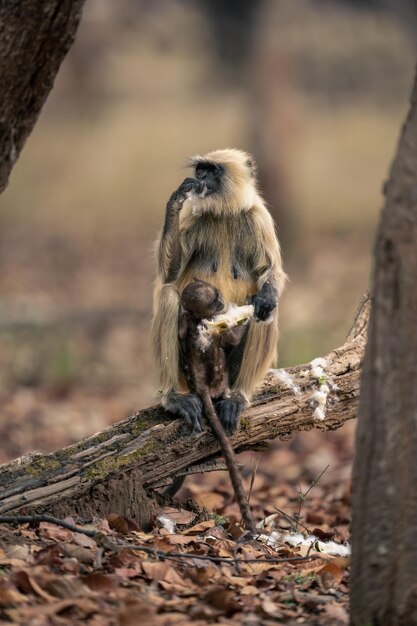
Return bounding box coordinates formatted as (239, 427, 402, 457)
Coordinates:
(0, 6, 411, 619)
(0, 422, 354, 626)
(0, 229, 359, 625)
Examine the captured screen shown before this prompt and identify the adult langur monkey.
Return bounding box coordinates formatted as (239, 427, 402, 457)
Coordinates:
(152, 148, 286, 434)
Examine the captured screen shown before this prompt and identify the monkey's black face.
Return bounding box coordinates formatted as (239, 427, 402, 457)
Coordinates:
(195, 162, 224, 197)
(182, 280, 224, 319)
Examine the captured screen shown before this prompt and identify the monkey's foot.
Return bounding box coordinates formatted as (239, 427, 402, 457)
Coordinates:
(163, 392, 204, 432)
(214, 396, 245, 435)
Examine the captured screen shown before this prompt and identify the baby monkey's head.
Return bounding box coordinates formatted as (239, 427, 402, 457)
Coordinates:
(181, 280, 224, 320)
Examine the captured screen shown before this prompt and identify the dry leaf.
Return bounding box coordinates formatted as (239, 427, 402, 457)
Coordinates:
(312, 527, 335, 541)
(107, 513, 140, 535)
(261, 599, 282, 617)
(183, 520, 216, 535)
(186, 564, 221, 586)
(329, 556, 351, 570)
(160, 507, 196, 525)
(142, 561, 196, 594)
(13, 570, 56, 602)
(8, 597, 99, 620)
(203, 586, 239, 616)
(323, 601, 349, 624)
(0, 584, 27, 606)
(193, 492, 225, 511)
(114, 567, 142, 580)
(141, 560, 172, 581)
(61, 542, 95, 565)
(317, 563, 344, 590)
(120, 606, 185, 626)
(131, 531, 155, 542)
(46, 576, 88, 599)
(32, 543, 61, 566)
(60, 557, 80, 574)
(39, 522, 71, 542)
(82, 573, 117, 593)
(0, 557, 27, 567)
(241, 561, 280, 576)
(166, 535, 198, 546)
(159, 568, 196, 594)
(119, 605, 157, 626)
(73, 532, 97, 549)
(205, 538, 235, 558)
(5, 544, 30, 561)
(241, 585, 259, 595)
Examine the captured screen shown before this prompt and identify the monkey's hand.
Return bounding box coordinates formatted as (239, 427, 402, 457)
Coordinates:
(214, 393, 247, 435)
(163, 391, 204, 433)
(220, 324, 247, 347)
(168, 178, 203, 210)
(252, 281, 278, 322)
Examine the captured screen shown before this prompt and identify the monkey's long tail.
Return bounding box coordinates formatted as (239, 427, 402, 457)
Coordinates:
(200, 390, 257, 536)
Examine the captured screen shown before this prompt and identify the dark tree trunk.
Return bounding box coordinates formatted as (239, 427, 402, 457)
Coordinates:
(0, 0, 86, 193)
(351, 69, 417, 626)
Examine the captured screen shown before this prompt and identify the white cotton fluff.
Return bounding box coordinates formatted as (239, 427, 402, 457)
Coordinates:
(313, 407, 326, 421)
(270, 369, 301, 396)
(310, 357, 327, 369)
(309, 358, 332, 421)
(157, 514, 176, 534)
(311, 384, 330, 421)
(257, 529, 351, 557)
(196, 322, 213, 352)
(310, 358, 327, 381)
(196, 304, 255, 352)
(283, 532, 351, 556)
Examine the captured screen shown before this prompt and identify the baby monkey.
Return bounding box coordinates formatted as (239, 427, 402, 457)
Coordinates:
(179, 279, 256, 535)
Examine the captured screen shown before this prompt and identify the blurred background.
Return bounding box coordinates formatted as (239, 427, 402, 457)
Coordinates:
(0, 0, 415, 498)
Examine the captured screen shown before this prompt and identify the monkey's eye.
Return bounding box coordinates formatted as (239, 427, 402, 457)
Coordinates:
(196, 163, 223, 180)
(195, 165, 206, 179)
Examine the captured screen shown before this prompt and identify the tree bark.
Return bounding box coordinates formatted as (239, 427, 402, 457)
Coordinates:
(0, 296, 369, 530)
(351, 70, 417, 626)
(0, 0, 86, 193)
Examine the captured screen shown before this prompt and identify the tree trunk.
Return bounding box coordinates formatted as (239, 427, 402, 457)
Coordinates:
(351, 70, 417, 626)
(0, 0, 85, 193)
(0, 296, 368, 530)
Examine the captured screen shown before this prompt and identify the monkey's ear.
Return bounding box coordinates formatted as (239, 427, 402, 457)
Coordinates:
(178, 312, 188, 339)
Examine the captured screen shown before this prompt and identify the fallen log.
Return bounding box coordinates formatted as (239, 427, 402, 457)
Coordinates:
(0, 296, 369, 529)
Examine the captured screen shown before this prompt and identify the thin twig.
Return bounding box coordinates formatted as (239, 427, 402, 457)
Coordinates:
(274, 506, 310, 535)
(295, 464, 330, 528)
(303, 464, 330, 500)
(240, 454, 260, 528)
(247, 455, 260, 505)
(129, 547, 320, 565)
(0, 515, 99, 537)
(200, 389, 257, 536)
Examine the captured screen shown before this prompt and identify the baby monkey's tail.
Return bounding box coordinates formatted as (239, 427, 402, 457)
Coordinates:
(200, 389, 256, 537)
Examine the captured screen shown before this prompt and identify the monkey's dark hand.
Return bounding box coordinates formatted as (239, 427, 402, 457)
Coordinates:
(164, 391, 204, 432)
(215, 394, 246, 435)
(252, 281, 278, 322)
(168, 178, 203, 210)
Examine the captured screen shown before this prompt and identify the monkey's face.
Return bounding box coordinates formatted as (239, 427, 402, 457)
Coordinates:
(188, 149, 257, 213)
(194, 162, 224, 198)
(181, 280, 224, 319)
